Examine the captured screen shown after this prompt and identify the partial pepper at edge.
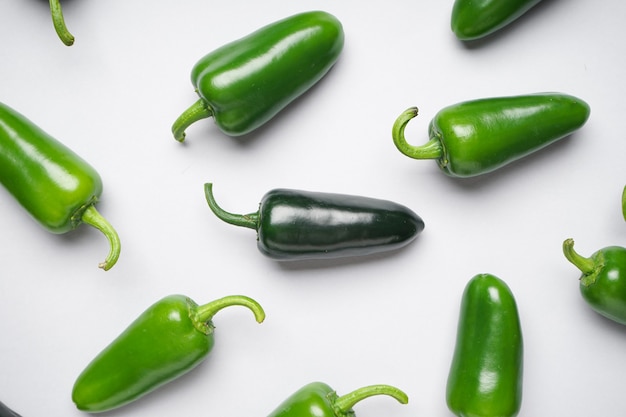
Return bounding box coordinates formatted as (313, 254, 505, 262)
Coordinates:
(563, 238, 626, 325)
(392, 93, 590, 178)
(171, 10, 344, 141)
(446, 273, 523, 417)
(0, 101, 120, 270)
(0, 401, 22, 417)
(72, 294, 265, 413)
(451, 0, 544, 41)
(267, 382, 408, 417)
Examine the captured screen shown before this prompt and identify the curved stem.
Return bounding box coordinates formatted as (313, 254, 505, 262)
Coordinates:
(193, 295, 265, 325)
(622, 185, 626, 221)
(171, 99, 213, 142)
(81, 205, 121, 271)
(49, 0, 75, 46)
(562, 238, 595, 275)
(392, 107, 443, 160)
(204, 183, 258, 230)
(334, 385, 408, 414)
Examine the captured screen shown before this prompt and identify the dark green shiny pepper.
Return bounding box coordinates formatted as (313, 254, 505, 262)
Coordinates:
(392, 93, 590, 178)
(447, 274, 523, 417)
(0, 401, 22, 417)
(451, 0, 543, 40)
(72, 294, 265, 413)
(563, 239, 626, 325)
(267, 382, 408, 417)
(172, 10, 344, 141)
(49, 0, 74, 45)
(0, 101, 120, 270)
(204, 183, 424, 261)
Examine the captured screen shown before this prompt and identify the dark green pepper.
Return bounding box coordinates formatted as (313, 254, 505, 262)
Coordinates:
(49, 0, 75, 46)
(171, 10, 344, 141)
(204, 183, 424, 261)
(0, 401, 22, 417)
(267, 382, 408, 417)
(392, 93, 590, 178)
(451, 0, 543, 41)
(447, 274, 523, 417)
(72, 294, 265, 413)
(563, 239, 626, 325)
(0, 101, 120, 270)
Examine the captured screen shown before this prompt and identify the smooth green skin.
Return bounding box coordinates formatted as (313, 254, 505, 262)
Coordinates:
(269, 382, 408, 417)
(451, 0, 543, 40)
(72, 294, 265, 413)
(172, 10, 344, 141)
(563, 239, 626, 325)
(49, 0, 75, 46)
(447, 274, 523, 417)
(0, 401, 21, 417)
(392, 93, 590, 178)
(0, 101, 120, 270)
(204, 183, 424, 261)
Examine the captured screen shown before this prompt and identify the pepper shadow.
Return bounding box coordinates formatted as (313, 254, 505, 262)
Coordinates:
(453, 0, 563, 49)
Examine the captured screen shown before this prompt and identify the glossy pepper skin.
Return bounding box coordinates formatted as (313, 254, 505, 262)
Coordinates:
(0, 101, 120, 270)
(72, 294, 265, 413)
(49, 0, 75, 45)
(0, 401, 22, 417)
(204, 183, 424, 261)
(268, 382, 408, 417)
(392, 93, 590, 178)
(171, 10, 344, 141)
(447, 274, 523, 417)
(451, 0, 543, 41)
(563, 239, 626, 325)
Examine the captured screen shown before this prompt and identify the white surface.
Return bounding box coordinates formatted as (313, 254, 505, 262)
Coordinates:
(1, 1, 625, 416)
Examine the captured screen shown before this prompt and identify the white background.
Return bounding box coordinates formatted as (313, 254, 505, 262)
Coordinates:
(1, 0, 626, 416)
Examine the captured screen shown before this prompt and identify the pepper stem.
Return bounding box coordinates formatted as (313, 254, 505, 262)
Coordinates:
(204, 183, 259, 230)
(334, 385, 409, 414)
(622, 185, 626, 221)
(193, 295, 266, 326)
(49, 0, 75, 46)
(392, 107, 443, 160)
(81, 205, 121, 271)
(171, 98, 213, 142)
(562, 238, 596, 275)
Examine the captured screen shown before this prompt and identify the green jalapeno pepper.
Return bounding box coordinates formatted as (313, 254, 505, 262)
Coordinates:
(563, 239, 626, 325)
(72, 294, 265, 413)
(0, 101, 120, 270)
(204, 183, 424, 261)
(451, 0, 543, 40)
(49, 0, 75, 46)
(268, 382, 408, 417)
(0, 401, 22, 417)
(171, 10, 344, 141)
(392, 93, 590, 178)
(447, 273, 523, 417)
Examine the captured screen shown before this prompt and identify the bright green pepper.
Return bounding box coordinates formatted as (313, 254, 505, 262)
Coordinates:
(0, 401, 21, 417)
(447, 274, 523, 417)
(451, 0, 543, 40)
(392, 93, 590, 178)
(72, 294, 265, 413)
(0, 101, 120, 270)
(563, 239, 626, 325)
(267, 382, 408, 417)
(171, 10, 344, 141)
(49, 0, 75, 46)
(204, 183, 424, 261)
